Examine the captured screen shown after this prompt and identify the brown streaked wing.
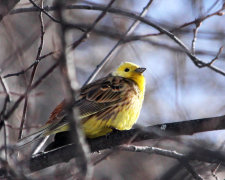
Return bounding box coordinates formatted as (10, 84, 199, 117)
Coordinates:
(75, 76, 134, 118)
(46, 76, 136, 124)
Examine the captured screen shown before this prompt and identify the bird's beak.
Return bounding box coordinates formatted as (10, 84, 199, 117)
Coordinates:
(135, 67, 146, 73)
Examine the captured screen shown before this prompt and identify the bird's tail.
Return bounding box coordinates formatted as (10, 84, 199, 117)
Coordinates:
(15, 121, 69, 150)
(15, 130, 44, 149)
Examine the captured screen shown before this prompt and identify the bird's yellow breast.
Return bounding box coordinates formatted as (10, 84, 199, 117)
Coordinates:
(82, 90, 144, 138)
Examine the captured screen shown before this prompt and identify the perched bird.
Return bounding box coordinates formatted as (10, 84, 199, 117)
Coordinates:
(17, 62, 146, 149)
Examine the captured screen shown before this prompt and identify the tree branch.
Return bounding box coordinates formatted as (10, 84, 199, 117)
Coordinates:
(8, 4, 225, 76)
(29, 114, 225, 172)
(83, 0, 153, 85)
(117, 145, 203, 180)
(18, 0, 45, 140)
(28, 0, 84, 32)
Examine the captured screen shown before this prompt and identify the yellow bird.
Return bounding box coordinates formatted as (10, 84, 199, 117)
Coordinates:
(17, 62, 146, 148)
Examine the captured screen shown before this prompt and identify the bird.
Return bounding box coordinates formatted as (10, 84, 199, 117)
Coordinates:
(16, 62, 146, 149)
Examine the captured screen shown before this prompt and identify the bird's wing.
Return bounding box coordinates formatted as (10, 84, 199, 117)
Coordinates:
(47, 75, 132, 123)
(76, 76, 130, 117)
(16, 76, 134, 148)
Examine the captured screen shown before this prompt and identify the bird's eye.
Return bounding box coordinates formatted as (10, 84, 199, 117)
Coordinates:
(124, 68, 130, 72)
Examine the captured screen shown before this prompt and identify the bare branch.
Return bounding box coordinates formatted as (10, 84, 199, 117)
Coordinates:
(84, 0, 154, 85)
(18, 0, 45, 140)
(211, 163, 221, 180)
(118, 145, 203, 180)
(178, 3, 225, 29)
(28, 0, 84, 32)
(0, 76, 11, 118)
(181, 162, 203, 180)
(0, 19, 52, 73)
(0, 76, 11, 159)
(191, 20, 201, 55)
(62, 4, 225, 76)
(206, 0, 220, 14)
(8, 4, 225, 76)
(3, 61, 60, 122)
(3, 52, 54, 78)
(206, 46, 224, 66)
(71, 0, 116, 50)
(29, 114, 225, 171)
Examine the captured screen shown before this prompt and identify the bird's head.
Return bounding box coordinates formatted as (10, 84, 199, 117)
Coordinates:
(113, 62, 146, 92)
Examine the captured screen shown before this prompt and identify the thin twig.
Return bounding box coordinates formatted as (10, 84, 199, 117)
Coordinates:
(190, 2, 224, 55)
(3, 52, 54, 78)
(18, 0, 45, 140)
(84, 0, 154, 85)
(5, 122, 41, 130)
(0, 19, 52, 74)
(28, 0, 84, 32)
(18, 100, 28, 140)
(178, 3, 225, 29)
(117, 145, 187, 161)
(6, 0, 152, 82)
(3, 61, 60, 122)
(3, 122, 7, 161)
(181, 161, 203, 180)
(211, 163, 221, 180)
(191, 20, 201, 55)
(0, 75, 11, 159)
(117, 145, 203, 180)
(206, 46, 224, 66)
(71, 0, 116, 49)
(10, 3, 225, 35)
(28, 0, 59, 23)
(0, 76, 11, 117)
(60, 3, 225, 76)
(206, 0, 220, 14)
(0, 91, 43, 97)
(9, 4, 225, 76)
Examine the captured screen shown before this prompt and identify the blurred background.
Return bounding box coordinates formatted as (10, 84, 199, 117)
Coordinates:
(0, 0, 225, 179)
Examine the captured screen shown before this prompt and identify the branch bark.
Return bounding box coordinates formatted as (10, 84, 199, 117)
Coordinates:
(29, 114, 225, 172)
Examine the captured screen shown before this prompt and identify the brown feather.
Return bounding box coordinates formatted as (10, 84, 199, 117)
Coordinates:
(46, 75, 139, 125)
(46, 100, 66, 124)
